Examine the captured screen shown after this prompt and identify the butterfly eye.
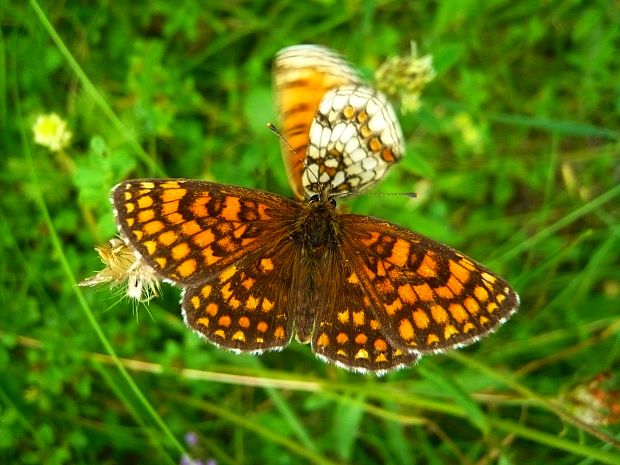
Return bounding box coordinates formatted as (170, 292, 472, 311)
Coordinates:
(309, 194, 320, 203)
(329, 197, 337, 207)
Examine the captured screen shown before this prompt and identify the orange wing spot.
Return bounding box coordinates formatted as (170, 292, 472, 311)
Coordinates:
(336, 349, 347, 356)
(262, 298, 274, 312)
(155, 257, 167, 268)
(427, 333, 440, 345)
(257, 203, 271, 220)
(370, 319, 380, 330)
(196, 317, 209, 327)
(317, 332, 329, 347)
(357, 110, 368, 123)
(217, 236, 236, 253)
(218, 315, 231, 327)
(384, 298, 403, 316)
(232, 330, 245, 342)
(431, 305, 449, 324)
(360, 231, 380, 247)
(355, 333, 368, 345)
(336, 333, 349, 344)
(241, 277, 255, 290)
(413, 282, 434, 301)
(137, 196, 153, 209)
(144, 220, 164, 235)
(343, 105, 356, 119)
(398, 319, 415, 341)
(362, 264, 376, 280)
(181, 220, 201, 237)
(434, 286, 455, 299)
(460, 258, 476, 271)
(355, 348, 370, 360)
(257, 321, 268, 333)
(387, 238, 410, 267)
(213, 329, 226, 339)
(137, 189, 150, 196)
(162, 200, 179, 216)
(260, 258, 274, 273)
(449, 260, 470, 283)
(220, 282, 232, 300)
(144, 240, 157, 255)
(201, 285, 212, 298)
(202, 247, 220, 265)
(167, 213, 184, 225)
(497, 293, 507, 303)
(478, 316, 490, 325)
(398, 283, 418, 304)
(474, 286, 489, 303)
(382, 149, 395, 162)
(376, 260, 387, 277)
(238, 316, 250, 328)
(337, 310, 349, 324)
(376, 278, 394, 294)
(139, 182, 155, 189)
(126, 218, 135, 227)
(206, 303, 218, 316)
(229, 297, 241, 309)
(462, 322, 476, 333)
(444, 325, 459, 340)
(191, 296, 200, 309)
(158, 230, 178, 246)
(132, 230, 144, 241)
(161, 188, 187, 203)
(161, 180, 181, 189)
(189, 197, 208, 217)
(347, 272, 359, 284)
(464, 297, 480, 315)
(487, 302, 499, 313)
(125, 202, 135, 213)
(124, 191, 133, 200)
(221, 196, 241, 221)
(363, 296, 371, 308)
(352, 310, 365, 326)
(246, 295, 259, 310)
(482, 272, 497, 284)
(137, 209, 155, 223)
(418, 252, 438, 278)
(193, 229, 215, 247)
(218, 265, 237, 283)
(446, 275, 464, 295)
(413, 309, 430, 329)
(177, 258, 197, 277)
(448, 303, 469, 323)
(241, 237, 256, 247)
(273, 326, 286, 339)
(374, 339, 388, 352)
(233, 224, 247, 239)
(369, 137, 382, 152)
(172, 242, 190, 260)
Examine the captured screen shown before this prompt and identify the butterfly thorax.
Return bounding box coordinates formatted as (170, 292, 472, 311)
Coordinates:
(294, 193, 340, 258)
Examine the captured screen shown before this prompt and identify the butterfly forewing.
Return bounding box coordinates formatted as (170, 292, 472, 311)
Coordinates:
(340, 215, 519, 353)
(112, 179, 300, 285)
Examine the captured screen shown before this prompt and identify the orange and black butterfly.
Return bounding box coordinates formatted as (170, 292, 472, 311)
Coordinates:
(273, 44, 404, 201)
(109, 45, 518, 374)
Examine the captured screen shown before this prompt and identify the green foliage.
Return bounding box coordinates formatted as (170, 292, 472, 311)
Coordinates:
(1, 0, 619, 464)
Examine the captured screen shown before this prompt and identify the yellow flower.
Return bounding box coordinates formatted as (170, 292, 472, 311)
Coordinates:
(80, 238, 161, 302)
(375, 42, 436, 113)
(32, 113, 73, 152)
(452, 112, 483, 153)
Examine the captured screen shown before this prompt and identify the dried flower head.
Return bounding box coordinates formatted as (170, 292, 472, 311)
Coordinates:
(375, 42, 436, 113)
(80, 237, 161, 302)
(32, 113, 73, 152)
(563, 372, 620, 426)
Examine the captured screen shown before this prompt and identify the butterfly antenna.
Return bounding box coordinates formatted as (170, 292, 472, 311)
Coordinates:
(267, 123, 320, 188)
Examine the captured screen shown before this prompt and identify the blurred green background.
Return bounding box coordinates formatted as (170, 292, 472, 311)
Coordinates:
(1, 1, 619, 464)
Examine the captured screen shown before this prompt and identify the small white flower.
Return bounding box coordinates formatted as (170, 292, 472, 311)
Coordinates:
(80, 237, 161, 302)
(32, 113, 73, 152)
